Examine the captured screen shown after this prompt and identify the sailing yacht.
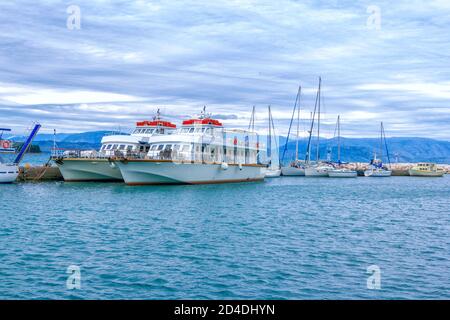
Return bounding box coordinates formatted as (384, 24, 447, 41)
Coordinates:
(53, 110, 177, 181)
(304, 77, 334, 177)
(265, 105, 281, 178)
(114, 108, 266, 185)
(328, 116, 357, 178)
(364, 122, 392, 177)
(0, 125, 41, 183)
(281, 86, 305, 176)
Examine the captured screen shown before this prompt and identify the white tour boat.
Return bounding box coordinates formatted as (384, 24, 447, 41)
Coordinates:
(114, 110, 267, 185)
(53, 111, 177, 182)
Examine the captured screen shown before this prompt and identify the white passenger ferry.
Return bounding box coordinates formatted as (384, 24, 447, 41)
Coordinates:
(114, 110, 267, 185)
(53, 111, 177, 182)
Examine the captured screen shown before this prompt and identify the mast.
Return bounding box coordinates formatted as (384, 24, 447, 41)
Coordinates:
(379, 121, 383, 163)
(281, 86, 301, 164)
(316, 77, 322, 162)
(305, 80, 320, 163)
(295, 87, 301, 162)
(337, 115, 341, 163)
(267, 105, 272, 163)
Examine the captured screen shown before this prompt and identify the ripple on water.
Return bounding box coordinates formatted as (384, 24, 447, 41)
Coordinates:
(0, 177, 449, 299)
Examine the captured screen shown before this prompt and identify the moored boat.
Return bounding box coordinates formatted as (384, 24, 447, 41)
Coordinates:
(364, 122, 392, 178)
(0, 125, 41, 183)
(408, 163, 445, 177)
(327, 116, 357, 178)
(53, 110, 177, 182)
(115, 108, 267, 185)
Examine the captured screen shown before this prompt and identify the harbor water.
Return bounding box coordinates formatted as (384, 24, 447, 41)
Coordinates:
(0, 176, 449, 299)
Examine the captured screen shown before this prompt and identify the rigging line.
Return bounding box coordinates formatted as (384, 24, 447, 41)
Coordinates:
(281, 86, 301, 164)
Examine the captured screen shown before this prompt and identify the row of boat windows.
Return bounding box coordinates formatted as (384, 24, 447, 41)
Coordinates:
(150, 144, 191, 152)
(101, 144, 134, 151)
(133, 128, 167, 134)
(179, 128, 212, 134)
(0, 171, 18, 174)
(134, 127, 213, 135)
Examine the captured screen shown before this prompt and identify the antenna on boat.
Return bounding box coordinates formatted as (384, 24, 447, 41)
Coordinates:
(248, 106, 256, 131)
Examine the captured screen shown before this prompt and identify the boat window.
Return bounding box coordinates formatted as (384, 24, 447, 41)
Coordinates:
(189, 128, 195, 133)
(165, 144, 172, 150)
(150, 144, 158, 150)
(173, 144, 180, 151)
(160, 129, 165, 134)
(157, 145, 164, 151)
(205, 128, 211, 134)
(182, 145, 190, 152)
(119, 145, 126, 150)
(202, 128, 206, 132)
(101, 145, 106, 150)
(112, 144, 118, 150)
(127, 145, 133, 151)
(106, 144, 112, 150)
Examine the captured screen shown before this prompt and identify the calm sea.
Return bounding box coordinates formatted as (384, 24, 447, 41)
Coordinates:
(0, 176, 449, 299)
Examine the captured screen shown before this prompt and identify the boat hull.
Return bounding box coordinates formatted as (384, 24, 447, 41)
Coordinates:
(55, 158, 123, 182)
(265, 168, 281, 178)
(116, 160, 265, 185)
(304, 166, 331, 177)
(408, 169, 445, 177)
(281, 166, 305, 176)
(328, 170, 357, 178)
(0, 164, 19, 183)
(364, 169, 392, 177)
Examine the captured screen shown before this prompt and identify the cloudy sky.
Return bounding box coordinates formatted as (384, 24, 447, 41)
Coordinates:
(1, 0, 449, 139)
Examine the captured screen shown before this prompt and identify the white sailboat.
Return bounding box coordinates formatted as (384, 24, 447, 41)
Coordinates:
(364, 122, 392, 177)
(265, 105, 281, 178)
(281, 86, 305, 176)
(328, 116, 357, 178)
(304, 77, 333, 177)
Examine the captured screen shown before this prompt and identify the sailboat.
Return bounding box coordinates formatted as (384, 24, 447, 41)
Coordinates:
(364, 122, 392, 177)
(304, 77, 334, 177)
(281, 86, 305, 176)
(328, 116, 357, 178)
(0, 124, 41, 183)
(265, 105, 281, 178)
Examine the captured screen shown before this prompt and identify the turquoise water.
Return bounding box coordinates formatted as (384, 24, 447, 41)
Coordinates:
(0, 176, 449, 299)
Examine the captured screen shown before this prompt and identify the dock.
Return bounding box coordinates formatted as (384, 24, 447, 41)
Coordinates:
(14, 162, 448, 182)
